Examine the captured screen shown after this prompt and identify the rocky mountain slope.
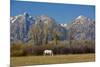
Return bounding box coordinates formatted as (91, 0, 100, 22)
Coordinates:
(10, 13, 95, 44)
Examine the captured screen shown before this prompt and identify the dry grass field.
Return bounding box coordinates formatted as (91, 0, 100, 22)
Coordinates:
(11, 53, 95, 66)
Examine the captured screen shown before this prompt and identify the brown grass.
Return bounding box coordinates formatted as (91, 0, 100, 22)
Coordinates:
(11, 53, 95, 66)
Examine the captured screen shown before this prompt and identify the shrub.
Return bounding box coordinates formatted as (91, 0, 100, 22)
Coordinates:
(11, 40, 95, 57)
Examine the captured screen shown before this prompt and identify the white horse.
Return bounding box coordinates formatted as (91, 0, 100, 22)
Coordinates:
(43, 50, 53, 56)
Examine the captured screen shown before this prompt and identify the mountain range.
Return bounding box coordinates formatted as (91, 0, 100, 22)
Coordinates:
(10, 12, 95, 44)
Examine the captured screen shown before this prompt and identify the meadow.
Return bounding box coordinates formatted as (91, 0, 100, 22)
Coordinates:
(11, 53, 95, 66)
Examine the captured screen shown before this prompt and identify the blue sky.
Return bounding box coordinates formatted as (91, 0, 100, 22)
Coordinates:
(10, 0, 95, 24)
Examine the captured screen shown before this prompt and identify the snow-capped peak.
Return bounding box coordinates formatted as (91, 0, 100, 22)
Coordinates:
(76, 15, 87, 20)
(60, 24, 67, 27)
(72, 15, 94, 25)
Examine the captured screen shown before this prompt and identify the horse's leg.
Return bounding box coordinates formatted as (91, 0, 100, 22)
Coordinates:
(50, 53, 51, 56)
(51, 52, 53, 56)
(44, 52, 45, 56)
(50, 52, 52, 56)
(49, 52, 51, 56)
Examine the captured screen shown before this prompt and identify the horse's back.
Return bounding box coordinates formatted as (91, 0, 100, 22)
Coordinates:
(44, 50, 52, 53)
